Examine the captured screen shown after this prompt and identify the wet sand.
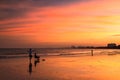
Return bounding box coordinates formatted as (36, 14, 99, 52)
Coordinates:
(0, 55, 120, 80)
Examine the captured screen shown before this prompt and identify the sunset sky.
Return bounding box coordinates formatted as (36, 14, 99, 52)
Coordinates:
(0, 0, 120, 48)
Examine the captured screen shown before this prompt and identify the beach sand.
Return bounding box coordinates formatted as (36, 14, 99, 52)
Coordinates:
(0, 55, 120, 80)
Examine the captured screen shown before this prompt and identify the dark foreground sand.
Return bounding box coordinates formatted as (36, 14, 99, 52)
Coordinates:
(0, 55, 120, 80)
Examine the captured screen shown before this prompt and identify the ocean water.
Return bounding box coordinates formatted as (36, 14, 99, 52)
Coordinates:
(1, 48, 120, 80)
(0, 48, 120, 58)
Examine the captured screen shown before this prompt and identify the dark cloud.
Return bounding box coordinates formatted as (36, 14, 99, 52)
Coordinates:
(0, 0, 90, 6)
(0, 0, 91, 27)
(31, 0, 90, 7)
(0, 20, 40, 27)
(0, 20, 40, 32)
(0, 0, 93, 48)
(0, 0, 27, 5)
(0, 7, 29, 21)
(0, 0, 30, 21)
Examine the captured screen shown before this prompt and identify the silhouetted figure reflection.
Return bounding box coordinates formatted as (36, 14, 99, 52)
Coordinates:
(34, 59, 40, 67)
(29, 58, 32, 75)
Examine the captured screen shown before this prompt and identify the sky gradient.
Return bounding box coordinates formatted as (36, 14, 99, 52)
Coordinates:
(0, 0, 120, 48)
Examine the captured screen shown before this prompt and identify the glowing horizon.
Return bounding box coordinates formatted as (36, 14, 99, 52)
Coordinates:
(0, 0, 120, 48)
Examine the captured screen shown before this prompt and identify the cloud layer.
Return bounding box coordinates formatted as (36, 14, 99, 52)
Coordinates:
(0, 0, 89, 20)
(1, 0, 120, 48)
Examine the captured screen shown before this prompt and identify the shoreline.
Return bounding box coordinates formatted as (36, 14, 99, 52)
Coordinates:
(0, 54, 120, 80)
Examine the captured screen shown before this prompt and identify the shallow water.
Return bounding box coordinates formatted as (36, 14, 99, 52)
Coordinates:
(0, 48, 120, 57)
(1, 54, 120, 80)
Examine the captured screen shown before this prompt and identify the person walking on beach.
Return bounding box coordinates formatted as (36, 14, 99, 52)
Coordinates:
(91, 50, 94, 56)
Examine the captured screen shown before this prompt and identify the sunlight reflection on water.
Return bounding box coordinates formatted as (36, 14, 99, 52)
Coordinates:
(0, 49, 120, 80)
(0, 55, 120, 80)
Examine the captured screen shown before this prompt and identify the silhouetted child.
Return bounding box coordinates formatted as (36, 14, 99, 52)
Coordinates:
(34, 53, 40, 60)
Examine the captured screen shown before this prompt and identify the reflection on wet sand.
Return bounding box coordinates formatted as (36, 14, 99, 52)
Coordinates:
(1, 54, 120, 80)
(34, 58, 40, 67)
(28, 57, 45, 75)
(28, 48, 41, 75)
(29, 59, 32, 75)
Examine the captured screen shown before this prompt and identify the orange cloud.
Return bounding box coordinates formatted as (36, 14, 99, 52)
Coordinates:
(1, 0, 120, 47)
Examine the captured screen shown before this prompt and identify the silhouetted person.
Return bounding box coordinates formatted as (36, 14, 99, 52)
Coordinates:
(34, 53, 40, 60)
(91, 50, 93, 56)
(28, 48, 34, 59)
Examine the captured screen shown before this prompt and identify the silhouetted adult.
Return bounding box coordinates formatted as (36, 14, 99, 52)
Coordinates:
(91, 50, 93, 56)
(28, 48, 34, 59)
